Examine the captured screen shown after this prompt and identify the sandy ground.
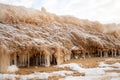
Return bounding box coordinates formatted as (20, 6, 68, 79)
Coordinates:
(0, 57, 120, 80)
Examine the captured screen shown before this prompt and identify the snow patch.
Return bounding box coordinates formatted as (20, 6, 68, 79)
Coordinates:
(105, 58, 120, 61)
(106, 72, 120, 77)
(57, 63, 105, 76)
(49, 71, 73, 77)
(57, 63, 84, 73)
(59, 75, 104, 80)
(20, 71, 73, 79)
(0, 70, 73, 80)
(85, 68, 105, 76)
(7, 65, 19, 73)
(112, 62, 120, 68)
(72, 46, 79, 50)
(58, 62, 120, 80)
(99, 62, 109, 67)
(99, 62, 120, 68)
(20, 72, 49, 80)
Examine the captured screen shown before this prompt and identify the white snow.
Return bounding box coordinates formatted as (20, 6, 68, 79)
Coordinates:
(57, 59, 120, 80)
(107, 72, 120, 80)
(85, 68, 105, 76)
(99, 62, 109, 67)
(99, 62, 120, 68)
(72, 46, 79, 50)
(49, 71, 73, 77)
(57, 63, 84, 73)
(0, 74, 18, 80)
(19, 72, 49, 80)
(105, 58, 120, 61)
(111, 77, 120, 80)
(33, 38, 47, 43)
(0, 70, 73, 80)
(112, 62, 120, 68)
(7, 65, 19, 73)
(59, 76, 107, 80)
(106, 72, 120, 77)
(57, 63, 105, 76)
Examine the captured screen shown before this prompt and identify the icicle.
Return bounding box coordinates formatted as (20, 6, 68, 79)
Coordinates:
(119, 50, 120, 56)
(27, 53, 29, 68)
(25, 54, 28, 66)
(100, 51, 102, 57)
(0, 45, 10, 72)
(55, 55, 59, 65)
(56, 57, 61, 65)
(64, 55, 66, 62)
(36, 55, 38, 66)
(14, 53, 17, 65)
(83, 53, 85, 59)
(65, 55, 68, 61)
(112, 50, 114, 57)
(45, 55, 50, 67)
(50, 55, 52, 63)
(24, 54, 26, 66)
(54, 56, 56, 64)
(88, 53, 90, 58)
(114, 50, 117, 57)
(23, 54, 24, 66)
(104, 52, 108, 57)
(39, 53, 41, 65)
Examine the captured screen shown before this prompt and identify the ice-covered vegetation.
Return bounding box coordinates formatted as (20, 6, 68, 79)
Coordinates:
(0, 3, 120, 73)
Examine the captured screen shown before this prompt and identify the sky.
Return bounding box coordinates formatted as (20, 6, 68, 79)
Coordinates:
(0, 0, 120, 24)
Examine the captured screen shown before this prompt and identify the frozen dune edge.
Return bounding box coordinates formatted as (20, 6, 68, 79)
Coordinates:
(0, 3, 120, 73)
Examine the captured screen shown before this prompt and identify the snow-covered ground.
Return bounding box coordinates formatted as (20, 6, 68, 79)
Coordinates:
(0, 58, 120, 80)
(58, 58, 120, 80)
(0, 70, 73, 80)
(7, 65, 19, 73)
(58, 62, 120, 80)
